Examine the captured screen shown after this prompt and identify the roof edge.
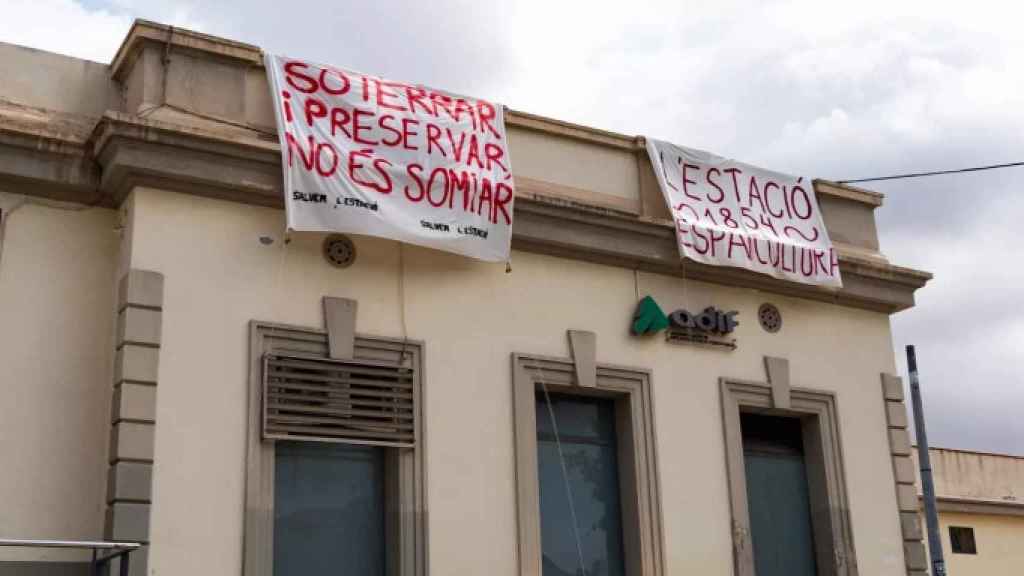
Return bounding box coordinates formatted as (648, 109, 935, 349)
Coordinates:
(104, 20, 889, 209)
(110, 19, 263, 81)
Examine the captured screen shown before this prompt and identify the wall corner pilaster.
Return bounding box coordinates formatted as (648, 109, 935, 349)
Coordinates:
(881, 373, 927, 575)
(104, 268, 164, 576)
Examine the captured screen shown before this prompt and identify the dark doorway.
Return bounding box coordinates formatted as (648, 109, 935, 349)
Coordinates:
(741, 412, 818, 576)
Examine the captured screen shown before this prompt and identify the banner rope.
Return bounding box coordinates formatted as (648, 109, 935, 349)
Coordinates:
(269, 230, 290, 315)
(397, 242, 410, 366)
(681, 257, 689, 310)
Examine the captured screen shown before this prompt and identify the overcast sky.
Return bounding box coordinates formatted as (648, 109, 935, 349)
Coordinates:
(4, 0, 1021, 454)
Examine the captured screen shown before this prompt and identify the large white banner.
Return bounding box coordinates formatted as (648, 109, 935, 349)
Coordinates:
(645, 139, 842, 287)
(265, 54, 514, 262)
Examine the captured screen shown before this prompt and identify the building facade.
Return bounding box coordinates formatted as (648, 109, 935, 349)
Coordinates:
(0, 20, 933, 576)
(913, 447, 1024, 575)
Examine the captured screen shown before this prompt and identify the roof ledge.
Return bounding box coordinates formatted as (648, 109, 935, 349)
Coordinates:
(110, 19, 263, 81)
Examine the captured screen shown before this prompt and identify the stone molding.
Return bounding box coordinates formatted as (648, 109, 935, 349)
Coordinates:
(0, 19, 931, 315)
(881, 374, 927, 576)
(105, 269, 164, 576)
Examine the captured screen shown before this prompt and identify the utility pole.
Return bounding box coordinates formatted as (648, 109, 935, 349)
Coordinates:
(907, 345, 946, 576)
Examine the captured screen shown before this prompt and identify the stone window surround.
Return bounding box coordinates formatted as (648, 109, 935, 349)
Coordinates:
(511, 331, 666, 576)
(720, 358, 859, 576)
(243, 314, 427, 576)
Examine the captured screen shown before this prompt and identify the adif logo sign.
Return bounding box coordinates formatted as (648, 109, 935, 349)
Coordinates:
(631, 296, 739, 348)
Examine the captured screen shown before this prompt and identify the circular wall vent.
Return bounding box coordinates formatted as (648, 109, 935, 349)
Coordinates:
(323, 234, 356, 268)
(758, 303, 782, 333)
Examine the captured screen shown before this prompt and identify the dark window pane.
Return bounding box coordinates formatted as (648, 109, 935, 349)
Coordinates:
(950, 526, 977, 554)
(536, 393, 625, 576)
(274, 441, 386, 576)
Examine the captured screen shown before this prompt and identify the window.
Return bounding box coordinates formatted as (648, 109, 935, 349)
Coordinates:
(721, 377, 857, 576)
(512, 353, 665, 576)
(273, 442, 386, 574)
(244, 321, 426, 576)
(536, 393, 625, 576)
(949, 526, 977, 555)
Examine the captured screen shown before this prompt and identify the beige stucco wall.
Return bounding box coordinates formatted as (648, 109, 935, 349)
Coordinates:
(913, 448, 1024, 503)
(124, 185, 908, 575)
(0, 193, 119, 561)
(0, 42, 117, 116)
(921, 511, 1024, 576)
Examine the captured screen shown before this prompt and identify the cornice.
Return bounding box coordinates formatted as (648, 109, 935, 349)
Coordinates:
(920, 495, 1024, 518)
(0, 107, 930, 313)
(110, 19, 263, 82)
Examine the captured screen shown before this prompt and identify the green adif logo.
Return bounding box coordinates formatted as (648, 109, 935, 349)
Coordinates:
(631, 296, 670, 335)
(631, 296, 740, 341)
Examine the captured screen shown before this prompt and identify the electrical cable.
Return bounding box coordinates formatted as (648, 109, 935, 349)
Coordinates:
(837, 161, 1024, 184)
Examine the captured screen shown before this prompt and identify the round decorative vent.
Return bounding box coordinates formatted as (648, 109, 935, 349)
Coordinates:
(758, 303, 782, 333)
(322, 234, 356, 268)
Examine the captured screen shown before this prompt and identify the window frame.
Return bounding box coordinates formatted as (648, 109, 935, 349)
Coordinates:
(949, 526, 977, 555)
(720, 378, 858, 576)
(244, 320, 427, 576)
(512, 352, 665, 576)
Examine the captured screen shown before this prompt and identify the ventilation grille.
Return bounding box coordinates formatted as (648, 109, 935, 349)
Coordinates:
(263, 353, 415, 447)
(323, 234, 357, 268)
(758, 303, 782, 333)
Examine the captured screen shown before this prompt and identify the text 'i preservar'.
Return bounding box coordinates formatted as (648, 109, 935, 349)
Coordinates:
(266, 54, 514, 261)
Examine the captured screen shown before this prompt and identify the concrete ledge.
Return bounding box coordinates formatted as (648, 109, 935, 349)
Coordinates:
(111, 383, 156, 424)
(83, 112, 931, 315)
(107, 461, 153, 503)
(925, 495, 1024, 518)
(109, 421, 155, 463)
(111, 19, 262, 82)
(0, 100, 100, 204)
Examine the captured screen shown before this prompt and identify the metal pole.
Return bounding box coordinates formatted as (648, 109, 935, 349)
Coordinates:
(907, 345, 946, 576)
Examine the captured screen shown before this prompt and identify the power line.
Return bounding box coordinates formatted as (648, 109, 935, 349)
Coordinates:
(837, 161, 1024, 184)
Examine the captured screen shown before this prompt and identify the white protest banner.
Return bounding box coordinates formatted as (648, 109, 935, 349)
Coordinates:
(265, 54, 515, 262)
(645, 139, 842, 287)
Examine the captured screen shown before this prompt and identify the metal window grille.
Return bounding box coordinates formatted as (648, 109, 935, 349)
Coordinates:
(262, 353, 415, 448)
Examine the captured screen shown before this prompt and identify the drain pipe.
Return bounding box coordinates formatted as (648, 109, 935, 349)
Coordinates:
(907, 345, 946, 576)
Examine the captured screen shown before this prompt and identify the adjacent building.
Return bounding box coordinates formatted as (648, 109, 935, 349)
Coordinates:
(913, 447, 1024, 575)
(0, 20, 934, 576)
